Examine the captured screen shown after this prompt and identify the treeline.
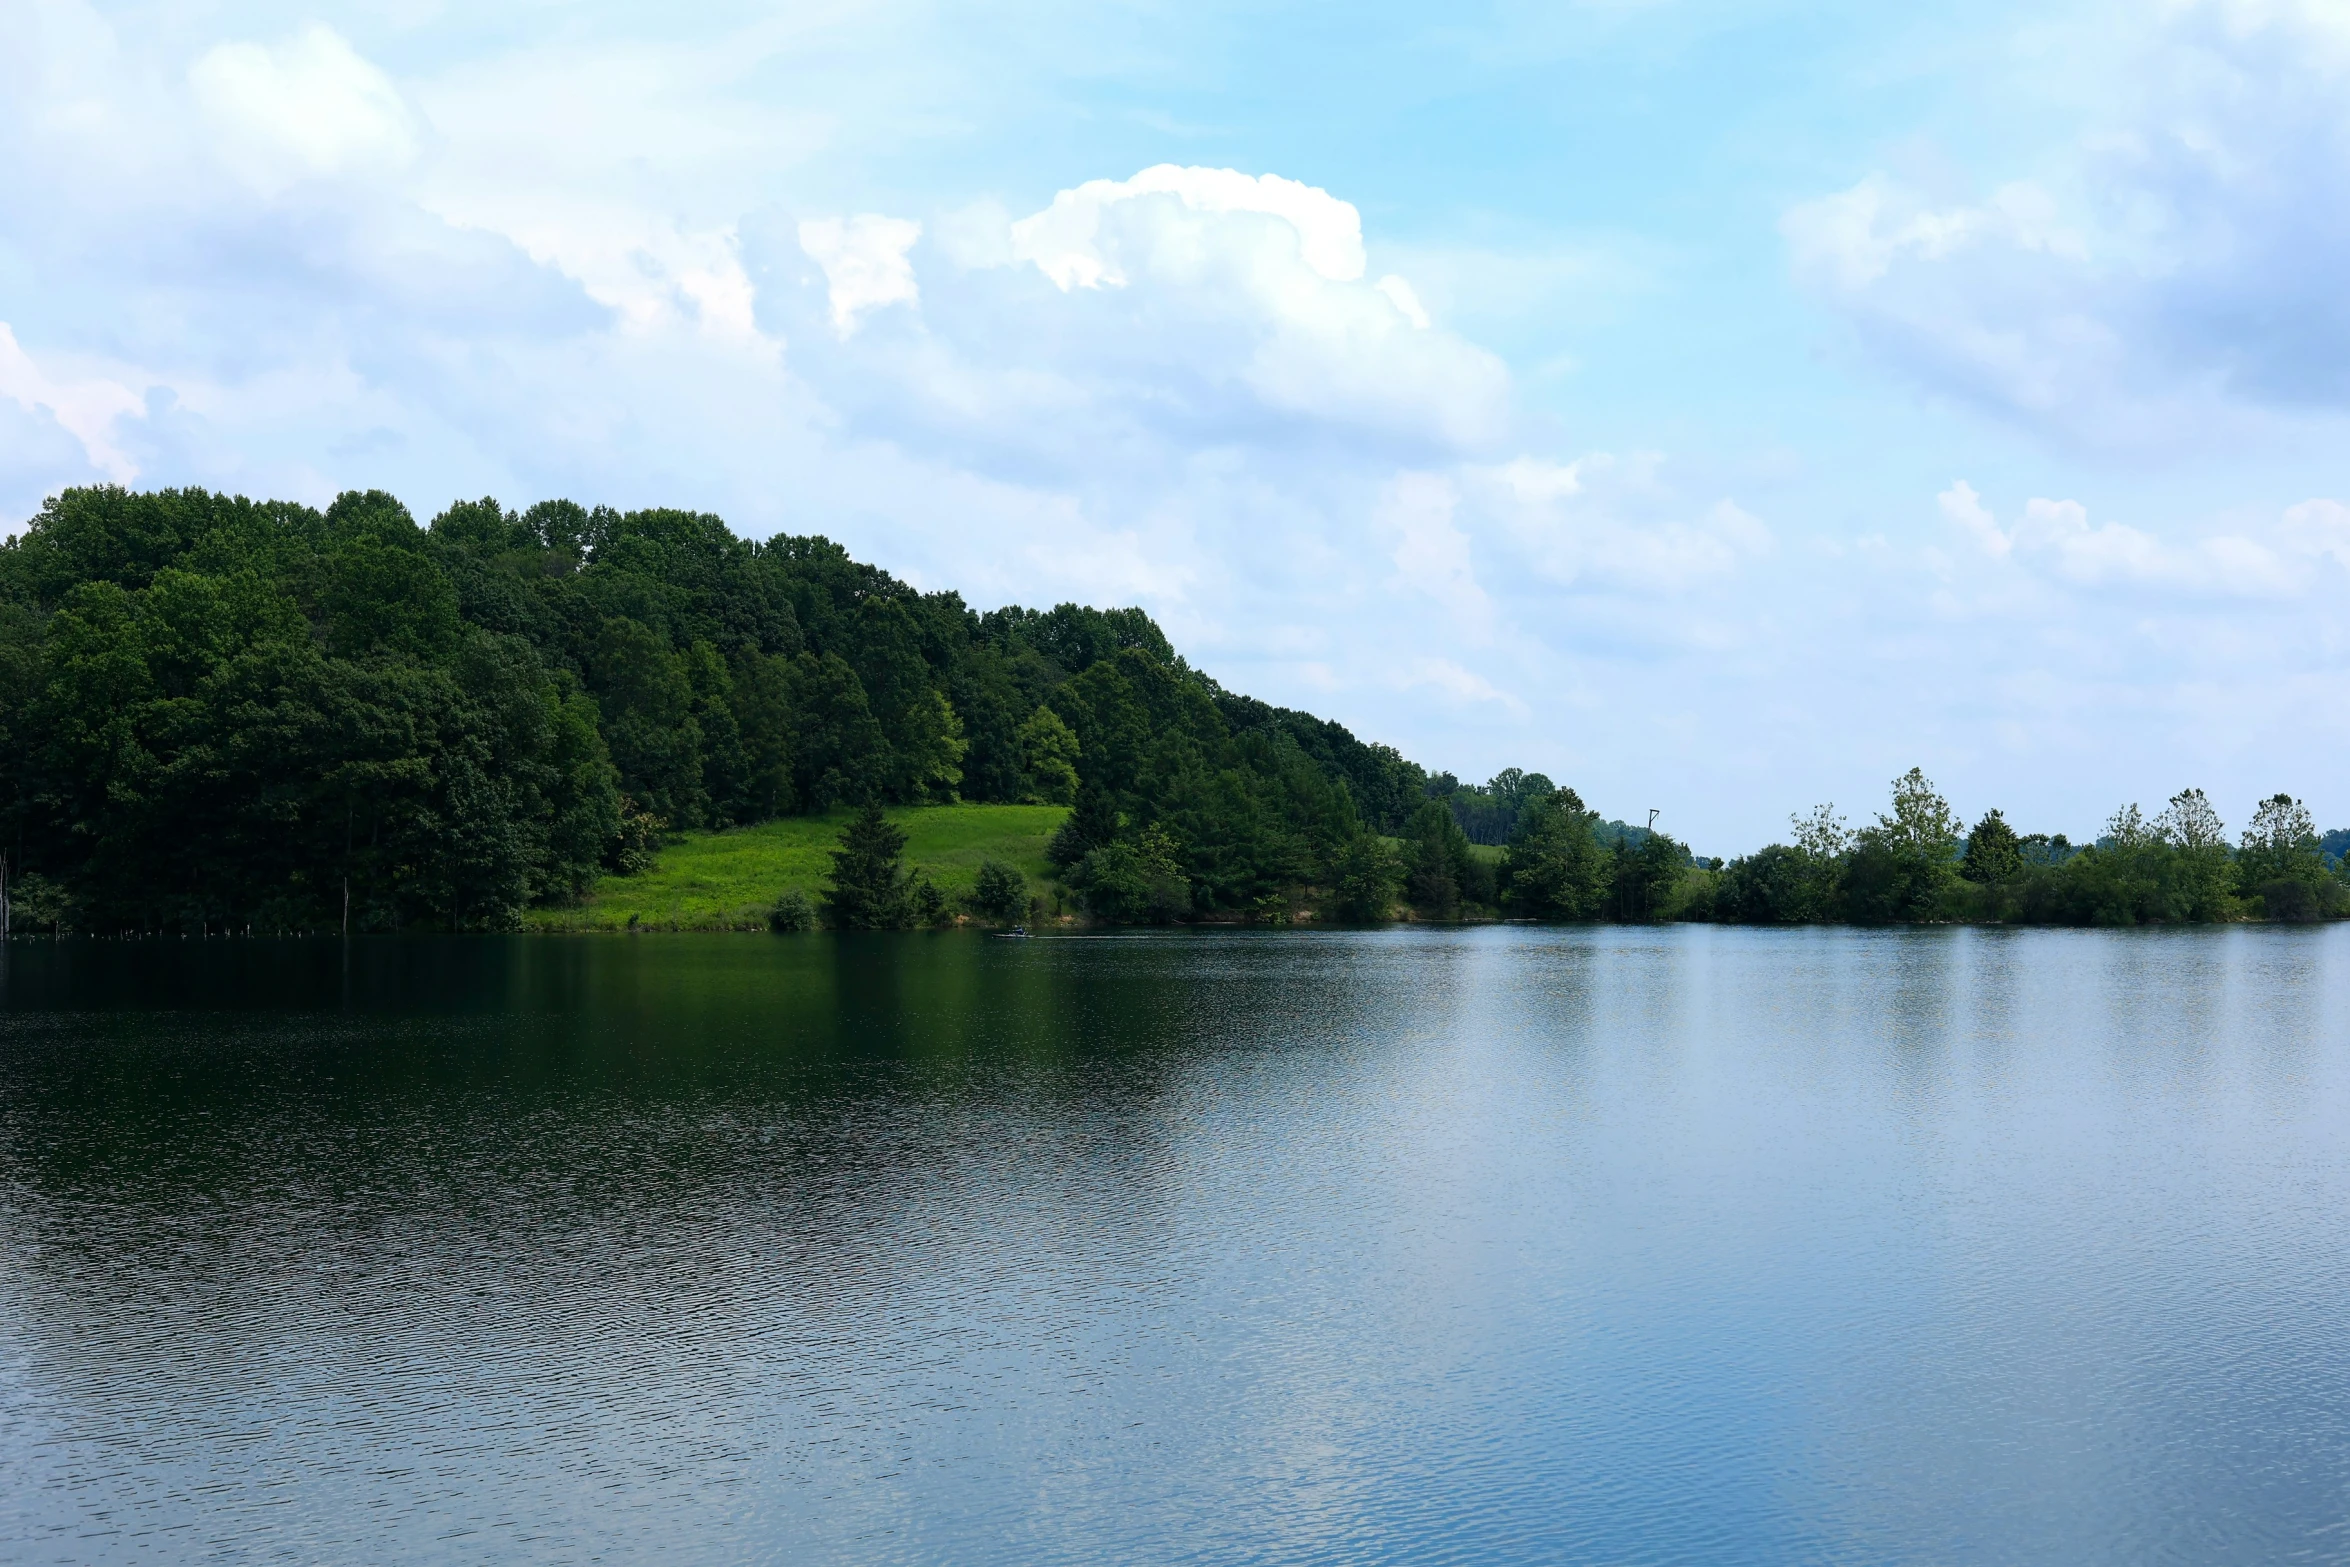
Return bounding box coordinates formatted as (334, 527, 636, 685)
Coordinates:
(2, 487, 2338, 935)
(0, 486, 1423, 933)
(1354, 766, 2345, 929)
(1698, 770, 2346, 926)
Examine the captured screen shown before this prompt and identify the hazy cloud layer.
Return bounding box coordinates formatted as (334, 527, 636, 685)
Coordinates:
(1786, 0, 2350, 449)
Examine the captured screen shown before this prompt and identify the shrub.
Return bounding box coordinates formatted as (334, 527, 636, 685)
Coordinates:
(767, 888, 816, 932)
(968, 860, 1027, 922)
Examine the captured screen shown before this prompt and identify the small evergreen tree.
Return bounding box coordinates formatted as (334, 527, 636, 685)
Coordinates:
(824, 799, 911, 929)
(1047, 783, 1120, 869)
(1961, 808, 2023, 883)
(1404, 799, 1470, 917)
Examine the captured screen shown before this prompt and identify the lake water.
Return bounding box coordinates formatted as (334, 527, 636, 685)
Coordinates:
(3, 926, 2349, 1564)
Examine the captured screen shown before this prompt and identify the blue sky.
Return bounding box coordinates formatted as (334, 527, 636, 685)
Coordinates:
(6, 0, 2349, 850)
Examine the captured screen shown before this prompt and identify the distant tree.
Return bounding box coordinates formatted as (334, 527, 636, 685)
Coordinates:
(969, 859, 1028, 922)
(1404, 798, 1473, 917)
(1328, 834, 1402, 922)
(1047, 782, 1120, 869)
(1075, 823, 1190, 922)
(1016, 706, 1081, 805)
(1611, 828, 1686, 921)
(1500, 788, 1608, 920)
(1841, 769, 1962, 922)
(2155, 787, 2236, 921)
(1961, 809, 2023, 884)
(823, 799, 911, 929)
(1716, 844, 1813, 922)
(2239, 792, 2331, 920)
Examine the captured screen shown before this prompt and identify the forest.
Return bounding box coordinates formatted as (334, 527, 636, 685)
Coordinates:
(0, 486, 2341, 933)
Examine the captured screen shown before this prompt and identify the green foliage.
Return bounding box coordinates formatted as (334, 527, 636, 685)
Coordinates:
(20, 489, 2349, 935)
(2236, 792, 2336, 920)
(1500, 788, 1609, 920)
(527, 804, 1063, 931)
(968, 859, 1028, 922)
(1328, 834, 1403, 922)
(1074, 823, 1191, 923)
(1016, 706, 1081, 805)
(1961, 809, 2023, 883)
(767, 888, 816, 932)
(2, 483, 1459, 930)
(1403, 799, 1476, 917)
(823, 799, 912, 929)
(1716, 844, 1817, 923)
(1610, 828, 1688, 921)
(1840, 769, 1963, 923)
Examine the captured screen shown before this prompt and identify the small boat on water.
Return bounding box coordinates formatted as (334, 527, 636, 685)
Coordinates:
(992, 925, 1030, 939)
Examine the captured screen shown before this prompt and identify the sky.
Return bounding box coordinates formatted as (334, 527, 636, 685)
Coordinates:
(5, 0, 2350, 852)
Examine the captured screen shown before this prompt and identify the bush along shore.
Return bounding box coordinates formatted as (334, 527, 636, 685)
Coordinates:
(0, 486, 2339, 934)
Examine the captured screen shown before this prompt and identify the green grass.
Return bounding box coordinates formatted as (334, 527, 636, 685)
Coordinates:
(527, 803, 1068, 932)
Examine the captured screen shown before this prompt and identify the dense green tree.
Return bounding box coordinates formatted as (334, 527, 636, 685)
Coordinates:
(822, 800, 911, 929)
(969, 860, 1028, 922)
(1016, 706, 1081, 805)
(1404, 798, 1478, 918)
(1500, 788, 1609, 920)
(1611, 828, 1687, 921)
(2238, 792, 2334, 920)
(1328, 834, 1402, 921)
(1840, 769, 1962, 923)
(788, 651, 886, 809)
(1074, 824, 1191, 923)
(1716, 844, 1813, 922)
(1048, 783, 1121, 870)
(2155, 788, 2235, 921)
(1961, 809, 2023, 884)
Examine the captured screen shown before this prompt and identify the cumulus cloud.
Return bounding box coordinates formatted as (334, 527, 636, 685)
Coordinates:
(1787, 0, 2350, 445)
(1936, 480, 2331, 597)
(1381, 472, 1495, 642)
(799, 215, 923, 336)
(764, 164, 1513, 470)
(191, 24, 417, 191)
(1010, 165, 1369, 288)
(1474, 455, 1771, 592)
(0, 323, 144, 481)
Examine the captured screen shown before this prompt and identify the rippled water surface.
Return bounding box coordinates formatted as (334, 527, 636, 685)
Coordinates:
(4, 926, 2350, 1564)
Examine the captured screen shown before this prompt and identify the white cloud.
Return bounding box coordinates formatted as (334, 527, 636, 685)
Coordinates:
(1475, 455, 1772, 592)
(1938, 480, 2315, 597)
(1381, 472, 1494, 641)
(412, 37, 821, 348)
(1374, 275, 1431, 329)
(0, 323, 143, 481)
(1937, 479, 2010, 559)
(1009, 164, 1368, 289)
(792, 165, 1511, 461)
(1401, 656, 1525, 714)
(799, 215, 923, 336)
(1787, 0, 2350, 445)
(191, 24, 417, 192)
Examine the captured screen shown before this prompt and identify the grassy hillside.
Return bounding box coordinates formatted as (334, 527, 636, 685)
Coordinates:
(528, 803, 1068, 932)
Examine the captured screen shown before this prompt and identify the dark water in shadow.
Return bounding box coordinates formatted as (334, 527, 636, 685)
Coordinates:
(3, 926, 2348, 1564)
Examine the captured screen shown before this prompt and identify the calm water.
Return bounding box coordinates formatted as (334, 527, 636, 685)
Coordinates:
(3, 926, 2349, 1565)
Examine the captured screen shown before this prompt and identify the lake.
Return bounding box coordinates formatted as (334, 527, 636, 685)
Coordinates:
(3, 926, 2348, 1564)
